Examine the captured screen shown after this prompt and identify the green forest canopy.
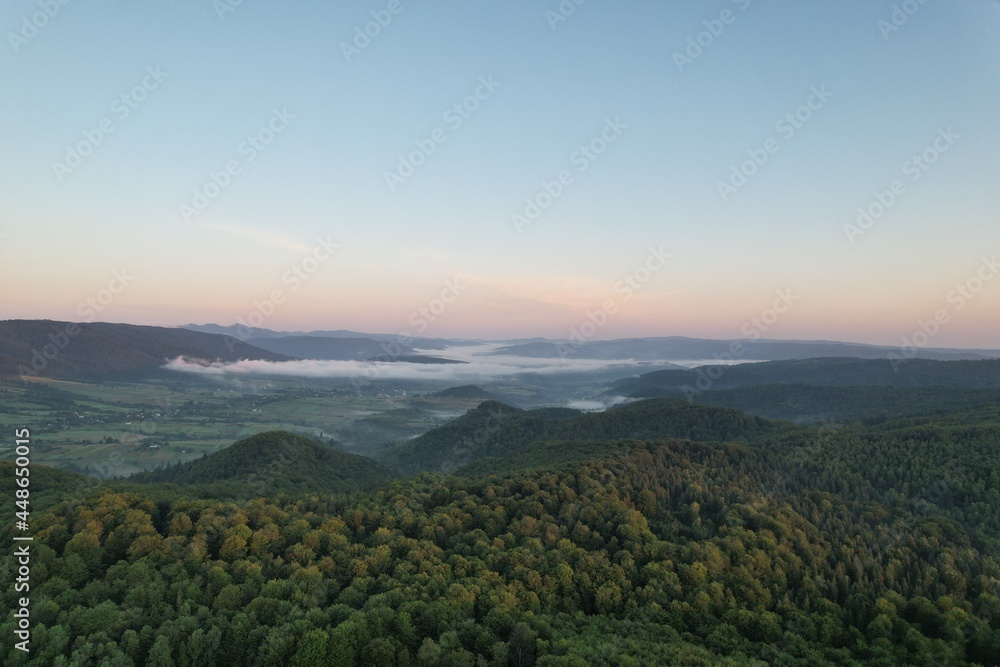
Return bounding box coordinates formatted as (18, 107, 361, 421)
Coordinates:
(1, 398, 998, 666)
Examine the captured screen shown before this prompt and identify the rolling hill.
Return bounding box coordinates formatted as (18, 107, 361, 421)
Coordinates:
(689, 383, 1000, 424)
(429, 385, 495, 399)
(182, 323, 467, 350)
(127, 430, 394, 496)
(247, 335, 412, 360)
(0, 320, 288, 380)
(7, 394, 1000, 665)
(610, 357, 1000, 397)
(380, 398, 794, 474)
(0, 460, 96, 512)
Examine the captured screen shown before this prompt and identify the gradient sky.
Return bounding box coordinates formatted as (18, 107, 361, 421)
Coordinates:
(1, 1, 998, 346)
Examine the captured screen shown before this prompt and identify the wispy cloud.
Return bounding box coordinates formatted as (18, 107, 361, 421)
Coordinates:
(566, 396, 634, 411)
(203, 223, 313, 254)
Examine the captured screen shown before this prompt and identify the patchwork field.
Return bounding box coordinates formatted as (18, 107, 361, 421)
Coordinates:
(0, 375, 486, 477)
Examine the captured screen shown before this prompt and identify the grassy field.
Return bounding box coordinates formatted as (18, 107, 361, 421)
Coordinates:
(0, 376, 485, 477)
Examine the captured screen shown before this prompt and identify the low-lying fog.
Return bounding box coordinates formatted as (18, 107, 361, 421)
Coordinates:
(165, 342, 761, 382)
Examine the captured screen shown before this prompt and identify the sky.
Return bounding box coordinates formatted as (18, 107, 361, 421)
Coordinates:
(1, 0, 998, 347)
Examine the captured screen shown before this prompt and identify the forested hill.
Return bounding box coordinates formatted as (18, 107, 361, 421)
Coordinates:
(5, 407, 999, 665)
(612, 357, 1000, 396)
(0, 460, 95, 512)
(0, 320, 289, 380)
(490, 337, 999, 361)
(127, 431, 394, 497)
(380, 401, 536, 473)
(244, 335, 413, 361)
(430, 385, 495, 399)
(380, 398, 795, 474)
(689, 383, 1000, 424)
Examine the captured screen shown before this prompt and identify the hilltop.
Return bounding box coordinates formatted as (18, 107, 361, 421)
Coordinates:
(430, 385, 495, 399)
(380, 398, 793, 474)
(128, 430, 394, 497)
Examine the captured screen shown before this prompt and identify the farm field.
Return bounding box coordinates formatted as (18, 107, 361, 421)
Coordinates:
(0, 375, 482, 477)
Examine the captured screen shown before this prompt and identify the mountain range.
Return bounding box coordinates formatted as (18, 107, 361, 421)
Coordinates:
(4, 320, 998, 387)
(0, 320, 289, 379)
(491, 336, 1000, 361)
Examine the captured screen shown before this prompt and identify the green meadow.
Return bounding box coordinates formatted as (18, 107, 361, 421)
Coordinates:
(0, 376, 464, 478)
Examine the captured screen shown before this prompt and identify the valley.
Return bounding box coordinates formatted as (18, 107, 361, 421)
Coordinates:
(0, 376, 478, 478)
(1, 320, 998, 665)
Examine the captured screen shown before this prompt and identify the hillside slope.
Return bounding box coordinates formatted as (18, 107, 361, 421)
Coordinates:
(611, 357, 1000, 397)
(0, 320, 288, 379)
(491, 337, 998, 361)
(128, 430, 394, 496)
(0, 460, 97, 512)
(381, 398, 794, 474)
(691, 383, 1000, 424)
(12, 416, 1000, 666)
(248, 335, 411, 360)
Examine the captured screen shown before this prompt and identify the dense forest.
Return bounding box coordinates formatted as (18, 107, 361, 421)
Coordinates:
(2, 398, 999, 665)
(380, 399, 790, 474)
(611, 358, 1000, 396)
(127, 432, 394, 499)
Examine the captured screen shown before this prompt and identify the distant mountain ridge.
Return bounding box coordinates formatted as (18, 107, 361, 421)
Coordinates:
(183, 323, 475, 351)
(0, 320, 289, 380)
(610, 357, 1000, 396)
(248, 335, 415, 360)
(365, 355, 467, 365)
(187, 332, 466, 364)
(491, 336, 1000, 361)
